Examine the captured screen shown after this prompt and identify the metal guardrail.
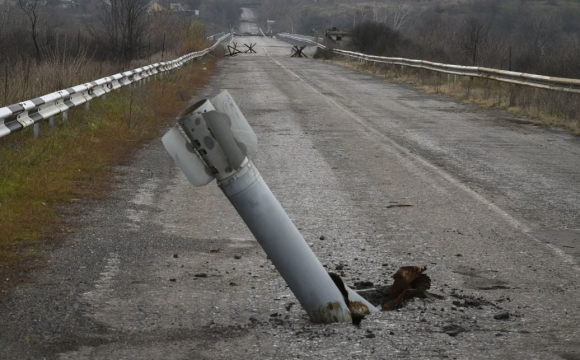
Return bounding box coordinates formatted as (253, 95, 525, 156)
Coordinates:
(207, 32, 226, 41)
(277, 33, 580, 94)
(0, 33, 232, 140)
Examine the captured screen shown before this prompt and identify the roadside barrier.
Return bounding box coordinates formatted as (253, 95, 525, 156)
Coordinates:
(277, 33, 580, 94)
(0, 34, 232, 140)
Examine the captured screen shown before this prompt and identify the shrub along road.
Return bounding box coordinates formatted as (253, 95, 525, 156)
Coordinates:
(1, 34, 579, 359)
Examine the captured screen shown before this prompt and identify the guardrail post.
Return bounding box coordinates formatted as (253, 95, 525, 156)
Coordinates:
(33, 123, 40, 139)
(102, 94, 107, 100)
(49, 116, 55, 129)
(162, 91, 378, 324)
(63, 111, 68, 122)
(85, 102, 90, 111)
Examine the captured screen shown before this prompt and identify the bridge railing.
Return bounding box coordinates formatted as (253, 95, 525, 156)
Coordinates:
(277, 33, 580, 94)
(0, 33, 232, 140)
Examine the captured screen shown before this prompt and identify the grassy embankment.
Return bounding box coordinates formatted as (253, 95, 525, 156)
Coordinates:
(324, 56, 580, 135)
(0, 51, 220, 296)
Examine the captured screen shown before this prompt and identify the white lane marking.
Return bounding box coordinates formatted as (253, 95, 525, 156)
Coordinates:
(262, 49, 580, 273)
(131, 178, 159, 206)
(82, 253, 121, 303)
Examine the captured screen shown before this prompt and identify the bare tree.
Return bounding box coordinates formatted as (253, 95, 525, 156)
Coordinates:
(388, 2, 412, 31)
(458, 16, 489, 65)
(0, 4, 13, 52)
(17, 0, 43, 61)
(94, 0, 149, 63)
(517, 13, 560, 58)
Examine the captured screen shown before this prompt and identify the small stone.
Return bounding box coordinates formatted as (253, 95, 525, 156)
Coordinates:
(494, 312, 510, 320)
(456, 254, 462, 257)
(270, 312, 279, 317)
(169, 278, 176, 282)
(335, 264, 345, 271)
(194, 273, 208, 278)
(365, 333, 376, 338)
(173, 254, 179, 258)
(443, 324, 465, 337)
(319, 235, 325, 240)
(234, 255, 242, 259)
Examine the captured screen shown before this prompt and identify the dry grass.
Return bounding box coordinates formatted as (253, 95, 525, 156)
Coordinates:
(0, 54, 220, 297)
(0, 40, 213, 108)
(328, 57, 580, 135)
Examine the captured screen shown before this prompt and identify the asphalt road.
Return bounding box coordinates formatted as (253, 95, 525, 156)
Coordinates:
(2, 22, 580, 360)
(239, 8, 260, 34)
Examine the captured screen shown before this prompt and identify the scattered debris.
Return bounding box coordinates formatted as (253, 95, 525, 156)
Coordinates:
(355, 266, 435, 311)
(234, 255, 242, 259)
(443, 324, 465, 337)
(173, 254, 179, 258)
(169, 278, 176, 282)
(319, 235, 325, 240)
(385, 203, 414, 209)
(386, 266, 431, 310)
(194, 273, 208, 278)
(494, 311, 510, 320)
(229, 282, 238, 286)
(335, 264, 345, 271)
(210, 248, 220, 253)
(352, 281, 374, 290)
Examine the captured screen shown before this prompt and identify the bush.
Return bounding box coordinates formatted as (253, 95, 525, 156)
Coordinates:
(350, 21, 411, 57)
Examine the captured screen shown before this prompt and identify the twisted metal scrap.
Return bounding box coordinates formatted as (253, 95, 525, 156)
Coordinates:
(383, 266, 431, 311)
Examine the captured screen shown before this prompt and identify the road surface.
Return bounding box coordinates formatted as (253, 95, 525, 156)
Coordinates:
(239, 8, 260, 34)
(1, 12, 580, 360)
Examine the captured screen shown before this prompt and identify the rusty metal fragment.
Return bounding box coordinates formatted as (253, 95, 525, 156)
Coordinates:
(356, 266, 433, 311)
(329, 273, 380, 324)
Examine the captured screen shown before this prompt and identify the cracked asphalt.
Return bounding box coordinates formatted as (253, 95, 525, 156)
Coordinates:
(1, 14, 580, 359)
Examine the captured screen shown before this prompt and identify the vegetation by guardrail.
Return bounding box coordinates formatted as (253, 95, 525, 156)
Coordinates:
(0, 34, 232, 140)
(277, 33, 580, 94)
